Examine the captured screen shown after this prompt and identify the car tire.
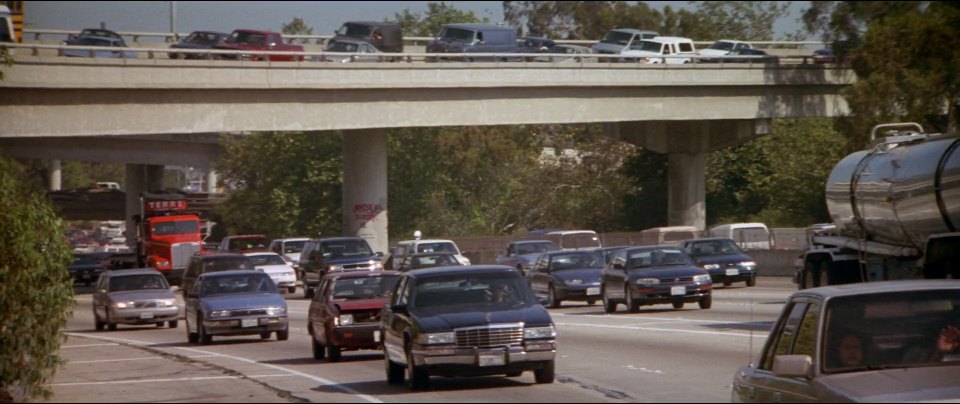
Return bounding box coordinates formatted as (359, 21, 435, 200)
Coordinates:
(106, 314, 117, 331)
(602, 287, 617, 313)
(803, 262, 817, 289)
(261, 331, 272, 340)
(534, 360, 555, 384)
(405, 348, 429, 390)
(548, 285, 562, 309)
(327, 345, 342, 362)
(288, 286, 297, 294)
(626, 287, 639, 313)
(277, 329, 289, 341)
(168, 320, 178, 329)
(199, 315, 212, 345)
(305, 287, 315, 299)
(187, 319, 199, 343)
(385, 346, 404, 384)
(312, 335, 326, 360)
(746, 276, 756, 287)
(672, 301, 684, 310)
(586, 298, 597, 306)
(723, 280, 732, 287)
(699, 293, 712, 309)
(156, 321, 165, 328)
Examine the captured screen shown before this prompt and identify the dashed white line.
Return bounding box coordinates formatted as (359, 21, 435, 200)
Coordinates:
(555, 321, 767, 339)
(68, 357, 162, 364)
(60, 343, 119, 349)
(48, 374, 293, 387)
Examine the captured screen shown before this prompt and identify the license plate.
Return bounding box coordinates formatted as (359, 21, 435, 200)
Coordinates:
(373, 330, 381, 343)
(586, 287, 600, 296)
(726, 268, 739, 276)
(478, 352, 505, 367)
(670, 286, 686, 296)
(139, 312, 154, 319)
(241, 318, 258, 328)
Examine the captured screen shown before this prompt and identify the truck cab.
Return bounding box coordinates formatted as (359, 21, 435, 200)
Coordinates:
(137, 193, 204, 285)
(214, 29, 304, 61)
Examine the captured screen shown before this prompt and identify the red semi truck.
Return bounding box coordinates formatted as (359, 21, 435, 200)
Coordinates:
(136, 193, 204, 285)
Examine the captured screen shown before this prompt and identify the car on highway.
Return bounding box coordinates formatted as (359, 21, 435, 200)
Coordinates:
(68, 252, 111, 286)
(600, 246, 713, 313)
(591, 28, 660, 56)
(218, 234, 270, 253)
(387, 237, 470, 271)
(532, 44, 594, 63)
(381, 265, 557, 390)
(527, 250, 605, 308)
(181, 253, 256, 298)
(596, 246, 629, 265)
(298, 237, 384, 298)
(495, 239, 560, 274)
(397, 252, 464, 272)
(721, 48, 779, 65)
(308, 271, 400, 361)
(620, 36, 697, 64)
(60, 35, 136, 58)
(92, 268, 179, 331)
(168, 30, 228, 59)
(268, 237, 310, 267)
(696, 39, 752, 62)
(243, 252, 298, 294)
(426, 23, 521, 62)
(678, 237, 758, 287)
(317, 38, 384, 63)
(185, 270, 288, 344)
(731, 280, 960, 402)
(331, 21, 403, 53)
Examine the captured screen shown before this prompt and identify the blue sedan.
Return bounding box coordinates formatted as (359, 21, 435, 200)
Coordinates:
(601, 246, 713, 313)
(527, 250, 605, 308)
(184, 270, 288, 344)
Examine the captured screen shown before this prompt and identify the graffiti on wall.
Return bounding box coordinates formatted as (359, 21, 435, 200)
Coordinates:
(353, 203, 384, 222)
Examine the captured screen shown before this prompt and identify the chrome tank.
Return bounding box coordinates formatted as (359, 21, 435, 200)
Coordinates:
(825, 133, 960, 250)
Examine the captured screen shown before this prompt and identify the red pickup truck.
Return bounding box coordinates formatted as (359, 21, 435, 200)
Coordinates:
(214, 29, 304, 61)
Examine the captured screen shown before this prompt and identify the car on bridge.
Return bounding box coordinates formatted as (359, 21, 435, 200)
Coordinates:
(213, 29, 305, 62)
(60, 35, 136, 59)
(317, 38, 383, 63)
(696, 39, 753, 62)
(731, 280, 960, 402)
(168, 30, 228, 59)
(600, 245, 713, 312)
(591, 28, 659, 56)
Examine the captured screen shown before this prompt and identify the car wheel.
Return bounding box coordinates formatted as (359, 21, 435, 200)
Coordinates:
(699, 293, 712, 309)
(277, 329, 289, 341)
(106, 313, 117, 331)
(803, 262, 817, 289)
(327, 345, 342, 362)
(405, 348, 429, 390)
(156, 321, 165, 328)
(261, 331, 272, 340)
(312, 333, 326, 360)
(94, 313, 104, 331)
(534, 360, 555, 384)
(305, 287, 315, 299)
(602, 287, 617, 313)
(626, 287, 639, 313)
(187, 318, 199, 343)
(385, 345, 404, 384)
(586, 298, 597, 306)
(506, 371, 523, 377)
(746, 276, 757, 287)
(199, 315, 212, 345)
(168, 320, 178, 329)
(672, 301, 684, 310)
(288, 286, 297, 294)
(723, 280, 732, 287)
(548, 285, 562, 309)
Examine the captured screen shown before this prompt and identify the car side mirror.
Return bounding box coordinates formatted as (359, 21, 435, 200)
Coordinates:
(613, 263, 624, 270)
(269, 42, 276, 49)
(390, 304, 407, 314)
(376, 252, 384, 258)
(772, 355, 812, 379)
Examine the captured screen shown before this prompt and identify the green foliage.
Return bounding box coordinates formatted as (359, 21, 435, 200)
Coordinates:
(677, 1, 790, 41)
(392, 2, 490, 37)
(0, 156, 75, 401)
(61, 161, 125, 191)
(214, 132, 342, 238)
(0, 46, 11, 80)
(281, 17, 314, 44)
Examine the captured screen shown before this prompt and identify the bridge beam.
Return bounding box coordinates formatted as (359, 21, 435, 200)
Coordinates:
(342, 128, 389, 254)
(607, 119, 772, 230)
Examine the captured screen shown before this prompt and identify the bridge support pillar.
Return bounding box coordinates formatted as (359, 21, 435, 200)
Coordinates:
(606, 119, 771, 230)
(342, 128, 388, 254)
(49, 159, 61, 191)
(124, 164, 166, 248)
(206, 170, 218, 193)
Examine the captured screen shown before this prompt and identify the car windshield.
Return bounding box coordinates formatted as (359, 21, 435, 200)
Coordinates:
(412, 273, 536, 308)
(601, 31, 633, 45)
(688, 240, 743, 257)
(408, 254, 457, 269)
(517, 242, 559, 255)
(416, 242, 457, 254)
(708, 41, 735, 51)
(197, 273, 277, 296)
(247, 254, 287, 266)
(822, 290, 960, 373)
(626, 248, 692, 269)
(74, 37, 116, 47)
(151, 220, 198, 236)
(630, 40, 663, 52)
(228, 31, 264, 45)
(331, 275, 399, 300)
(549, 252, 604, 270)
(282, 240, 307, 254)
(79, 29, 121, 40)
(108, 274, 168, 292)
(321, 239, 373, 259)
(72, 254, 106, 265)
(186, 32, 221, 44)
(439, 27, 475, 43)
(202, 257, 254, 272)
(336, 23, 373, 37)
(326, 41, 359, 52)
(226, 237, 268, 251)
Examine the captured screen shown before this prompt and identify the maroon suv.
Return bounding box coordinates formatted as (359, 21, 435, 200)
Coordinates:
(214, 29, 304, 61)
(308, 271, 400, 361)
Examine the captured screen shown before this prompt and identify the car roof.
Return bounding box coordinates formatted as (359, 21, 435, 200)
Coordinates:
(397, 239, 455, 244)
(343, 21, 400, 27)
(541, 249, 599, 256)
(199, 269, 265, 278)
(317, 237, 367, 242)
(444, 23, 516, 31)
(323, 270, 401, 280)
(624, 245, 685, 252)
(645, 36, 694, 43)
(231, 29, 278, 35)
(243, 251, 282, 257)
(682, 237, 734, 243)
(793, 280, 960, 299)
(102, 268, 163, 277)
(406, 251, 457, 256)
(513, 239, 553, 244)
(641, 225, 699, 232)
(329, 37, 376, 46)
(195, 253, 249, 260)
(405, 265, 516, 278)
(545, 230, 597, 236)
(610, 28, 659, 34)
(274, 237, 310, 242)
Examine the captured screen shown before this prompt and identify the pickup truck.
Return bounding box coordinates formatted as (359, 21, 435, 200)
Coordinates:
(214, 29, 304, 61)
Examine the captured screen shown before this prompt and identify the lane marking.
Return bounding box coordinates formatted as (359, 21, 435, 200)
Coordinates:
(555, 321, 767, 339)
(68, 357, 162, 364)
(60, 343, 119, 349)
(553, 312, 772, 325)
(49, 374, 292, 387)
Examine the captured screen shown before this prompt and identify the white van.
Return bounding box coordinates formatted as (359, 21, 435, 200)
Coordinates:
(620, 36, 696, 64)
(639, 226, 701, 245)
(543, 230, 602, 250)
(708, 223, 771, 250)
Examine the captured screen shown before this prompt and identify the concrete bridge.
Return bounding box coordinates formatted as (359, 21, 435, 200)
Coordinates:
(0, 48, 853, 252)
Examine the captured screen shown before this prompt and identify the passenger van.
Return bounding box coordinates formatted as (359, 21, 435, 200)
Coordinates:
(620, 36, 697, 64)
(544, 230, 602, 250)
(426, 23, 520, 61)
(638, 226, 701, 246)
(331, 21, 402, 53)
(708, 223, 771, 250)
(591, 28, 660, 55)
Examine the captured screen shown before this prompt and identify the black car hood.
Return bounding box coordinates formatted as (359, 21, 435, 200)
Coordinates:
(627, 266, 707, 279)
(693, 253, 753, 265)
(550, 268, 602, 282)
(411, 304, 552, 332)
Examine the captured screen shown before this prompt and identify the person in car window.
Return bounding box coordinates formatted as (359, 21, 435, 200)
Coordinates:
(830, 332, 865, 368)
(486, 282, 510, 303)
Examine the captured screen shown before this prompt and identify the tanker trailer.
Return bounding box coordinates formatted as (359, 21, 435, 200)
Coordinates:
(797, 123, 960, 289)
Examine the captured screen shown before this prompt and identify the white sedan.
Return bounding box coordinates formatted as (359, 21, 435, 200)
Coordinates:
(244, 252, 298, 294)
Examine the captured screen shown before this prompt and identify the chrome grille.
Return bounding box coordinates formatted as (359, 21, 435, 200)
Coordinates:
(171, 242, 201, 269)
(455, 324, 523, 348)
(134, 301, 158, 308)
(229, 309, 268, 317)
(658, 276, 694, 285)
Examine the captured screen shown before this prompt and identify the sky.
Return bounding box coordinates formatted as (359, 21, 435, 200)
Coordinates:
(25, 1, 810, 41)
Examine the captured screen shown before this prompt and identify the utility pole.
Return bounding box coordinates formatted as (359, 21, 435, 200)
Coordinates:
(170, 1, 177, 40)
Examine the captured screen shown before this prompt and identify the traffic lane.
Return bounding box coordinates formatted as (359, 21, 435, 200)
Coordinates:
(64, 292, 624, 403)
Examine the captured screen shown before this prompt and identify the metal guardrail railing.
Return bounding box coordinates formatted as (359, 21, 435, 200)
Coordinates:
(3, 43, 835, 66)
(23, 28, 827, 49)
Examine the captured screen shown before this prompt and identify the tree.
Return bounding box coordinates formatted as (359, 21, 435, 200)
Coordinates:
(679, 1, 790, 41)
(392, 2, 490, 37)
(0, 156, 74, 402)
(503, 1, 662, 40)
(281, 17, 314, 44)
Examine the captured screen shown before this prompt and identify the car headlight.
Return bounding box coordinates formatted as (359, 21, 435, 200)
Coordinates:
(417, 332, 455, 345)
(328, 264, 344, 271)
(265, 307, 286, 316)
(524, 326, 557, 339)
(459, 256, 471, 265)
(702, 264, 720, 270)
(112, 301, 136, 309)
(739, 261, 757, 267)
(370, 260, 383, 270)
(693, 274, 711, 283)
(210, 310, 231, 318)
(635, 278, 659, 286)
(335, 313, 354, 326)
(564, 279, 583, 286)
(158, 298, 177, 307)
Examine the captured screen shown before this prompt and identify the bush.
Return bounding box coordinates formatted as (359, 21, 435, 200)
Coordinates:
(0, 157, 74, 402)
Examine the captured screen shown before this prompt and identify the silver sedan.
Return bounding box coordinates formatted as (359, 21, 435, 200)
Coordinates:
(92, 268, 180, 331)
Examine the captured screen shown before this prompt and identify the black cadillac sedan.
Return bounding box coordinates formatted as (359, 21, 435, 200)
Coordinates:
(601, 246, 713, 313)
(380, 265, 557, 390)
